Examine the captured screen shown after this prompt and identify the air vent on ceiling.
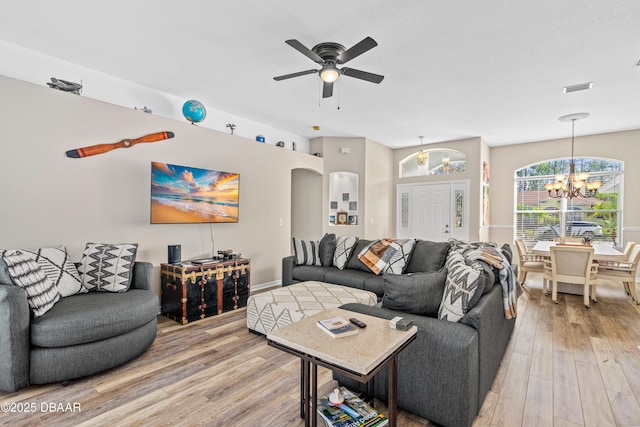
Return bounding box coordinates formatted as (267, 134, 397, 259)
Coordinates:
(563, 82, 593, 93)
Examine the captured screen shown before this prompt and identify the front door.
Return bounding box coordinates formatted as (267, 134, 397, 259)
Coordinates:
(397, 181, 468, 241)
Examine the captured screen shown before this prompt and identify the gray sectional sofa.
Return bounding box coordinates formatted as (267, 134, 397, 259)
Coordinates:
(282, 237, 516, 427)
(0, 262, 158, 392)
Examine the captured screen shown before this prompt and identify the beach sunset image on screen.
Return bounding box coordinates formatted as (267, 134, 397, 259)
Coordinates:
(151, 162, 239, 224)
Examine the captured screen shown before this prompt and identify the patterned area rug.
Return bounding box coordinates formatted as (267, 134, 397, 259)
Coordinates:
(246, 281, 377, 335)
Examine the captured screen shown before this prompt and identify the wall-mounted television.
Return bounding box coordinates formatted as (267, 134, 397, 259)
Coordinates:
(151, 162, 239, 224)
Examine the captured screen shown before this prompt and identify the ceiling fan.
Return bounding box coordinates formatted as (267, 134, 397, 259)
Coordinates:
(273, 36, 384, 98)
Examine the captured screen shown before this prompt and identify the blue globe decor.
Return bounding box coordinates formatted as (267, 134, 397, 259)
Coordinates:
(182, 100, 206, 124)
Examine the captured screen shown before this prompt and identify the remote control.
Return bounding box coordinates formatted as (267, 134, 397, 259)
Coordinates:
(349, 318, 367, 328)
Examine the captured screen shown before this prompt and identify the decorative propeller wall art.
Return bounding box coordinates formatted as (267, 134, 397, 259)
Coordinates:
(65, 131, 175, 158)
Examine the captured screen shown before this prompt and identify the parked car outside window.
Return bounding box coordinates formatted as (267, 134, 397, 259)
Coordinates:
(536, 221, 603, 240)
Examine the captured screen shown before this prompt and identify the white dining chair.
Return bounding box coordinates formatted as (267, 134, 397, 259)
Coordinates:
(514, 240, 545, 290)
(597, 245, 640, 304)
(543, 245, 598, 308)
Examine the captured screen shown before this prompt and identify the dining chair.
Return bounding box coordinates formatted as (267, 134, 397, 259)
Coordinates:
(543, 245, 598, 308)
(514, 239, 545, 289)
(554, 237, 584, 243)
(596, 245, 640, 305)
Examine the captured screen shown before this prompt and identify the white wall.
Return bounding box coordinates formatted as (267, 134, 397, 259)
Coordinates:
(0, 75, 323, 295)
(489, 129, 640, 248)
(0, 40, 310, 153)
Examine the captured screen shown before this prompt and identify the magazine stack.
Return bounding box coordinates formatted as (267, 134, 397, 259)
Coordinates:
(316, 387, 388, 427)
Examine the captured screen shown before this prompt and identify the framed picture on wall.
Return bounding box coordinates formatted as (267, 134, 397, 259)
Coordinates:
(330, 201, 338, 209)
(349, 201, 357, 211)
(348, 215, 358, 225)
(336, 211, 348, 225)
(342, 193, 350, 201)
(329, 215, 336, 224)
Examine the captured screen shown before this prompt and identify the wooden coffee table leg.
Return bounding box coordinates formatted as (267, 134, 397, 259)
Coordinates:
(388, 355, 397, 427)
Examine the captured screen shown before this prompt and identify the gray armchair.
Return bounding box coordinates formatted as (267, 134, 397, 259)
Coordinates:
(0, 262, 158, 392)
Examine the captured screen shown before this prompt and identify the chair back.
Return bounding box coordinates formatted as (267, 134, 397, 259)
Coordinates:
(623, 241, 637, 259)
(550, 245, 595, 285)
(515, 239, 528, 262)
(628, 246, 640, 272)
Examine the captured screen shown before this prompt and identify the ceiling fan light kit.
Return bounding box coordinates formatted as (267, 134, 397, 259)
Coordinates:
(274, 36, 384, 98)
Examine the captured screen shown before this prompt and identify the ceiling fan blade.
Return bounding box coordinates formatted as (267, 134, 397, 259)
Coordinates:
(337, 37, 378, 64)
(273, 69, 318, 81)
(322, 81, 334, 98)
(341, 67, 384, 84)
(285, 39, 323, 63)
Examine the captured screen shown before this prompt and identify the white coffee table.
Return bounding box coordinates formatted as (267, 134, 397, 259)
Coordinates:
(267, 307, 417, 427)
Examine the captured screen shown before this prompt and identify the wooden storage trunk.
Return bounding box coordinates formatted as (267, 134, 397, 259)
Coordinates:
(161, 258, 250, 324)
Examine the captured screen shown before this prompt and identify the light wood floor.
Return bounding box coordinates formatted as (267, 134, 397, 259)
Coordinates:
(1, 277, 640, 427)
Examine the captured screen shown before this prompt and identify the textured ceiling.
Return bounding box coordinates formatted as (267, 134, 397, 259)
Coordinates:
(2, 0, 640, 148)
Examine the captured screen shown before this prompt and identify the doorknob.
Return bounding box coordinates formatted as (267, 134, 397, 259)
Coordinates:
(443, 224, 449, 234)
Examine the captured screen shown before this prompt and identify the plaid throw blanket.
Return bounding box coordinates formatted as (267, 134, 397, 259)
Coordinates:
(358, 238, 407, 275)
(449, 239, 520, 319)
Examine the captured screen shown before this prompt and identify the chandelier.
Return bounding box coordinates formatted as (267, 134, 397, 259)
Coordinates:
(417, 136, 427, 165)
(544, 113, 602, 199)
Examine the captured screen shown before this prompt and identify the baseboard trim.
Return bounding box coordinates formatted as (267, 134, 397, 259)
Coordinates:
(252, 280, 281, 293)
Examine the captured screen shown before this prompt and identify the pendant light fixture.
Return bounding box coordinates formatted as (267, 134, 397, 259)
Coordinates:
(417, 136, 427, 166)
(545, 113, 602, 199)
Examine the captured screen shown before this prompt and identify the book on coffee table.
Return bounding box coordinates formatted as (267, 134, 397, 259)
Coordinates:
(317, 316, 358, 338)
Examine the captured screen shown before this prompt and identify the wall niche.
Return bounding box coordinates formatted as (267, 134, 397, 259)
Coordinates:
(329, 171, 359, 225)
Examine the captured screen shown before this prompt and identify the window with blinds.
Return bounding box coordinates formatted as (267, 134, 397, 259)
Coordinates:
(514, 158, 622, 246)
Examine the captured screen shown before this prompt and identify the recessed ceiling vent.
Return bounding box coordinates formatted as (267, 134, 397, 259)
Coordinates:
(563, 82, 593, 93)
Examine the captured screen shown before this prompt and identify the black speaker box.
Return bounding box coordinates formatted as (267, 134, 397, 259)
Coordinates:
(168, 245, 181, 264)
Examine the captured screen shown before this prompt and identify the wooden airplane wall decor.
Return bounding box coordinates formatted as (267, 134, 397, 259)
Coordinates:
(66, 131, 175, 158)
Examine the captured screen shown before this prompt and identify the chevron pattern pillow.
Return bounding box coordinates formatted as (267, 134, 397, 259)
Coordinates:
(333, 236, 358, 270)
(77, 243, 138, 292)
(14, 246, 86, 297)
(438, 251, 484, 322)
(2, 250, 60, 317)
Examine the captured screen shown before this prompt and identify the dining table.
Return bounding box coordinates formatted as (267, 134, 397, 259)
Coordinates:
(531, 240, 625, 262)
(530, 241, 625, 295)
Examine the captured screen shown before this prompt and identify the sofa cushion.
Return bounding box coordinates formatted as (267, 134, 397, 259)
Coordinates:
(438, 252, 484, 322)
(292, 238, 321, 266)
(11, 246, 86, 297)
(2, 250, 60, 318)
(404, 240, 450, 273)
(333, 236, 358, 270)
(363, 275, 385, 298)
(319, 233, 337, 267)
(323, 269, 369, 289)
(292, 265, 330, 282)
(78, 243, 138, 292)
(382, 268, 448, 317)
(30, 289, 159, 348)
(346, 239, 372, 272)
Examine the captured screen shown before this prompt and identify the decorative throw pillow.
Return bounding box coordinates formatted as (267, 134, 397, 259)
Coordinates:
(438, 252, 484, 322)
(318, 233, 337, 267)
(2, 250, 60, 317)
(12, 246, 86, 297)
(404, 240, 451, 273)
(382, 268, 448, 317)
(77, 243, 138, 292)
(333, 236, 358, 270)
(292, 238, 321, 266)
(383, 239, 416, 274)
